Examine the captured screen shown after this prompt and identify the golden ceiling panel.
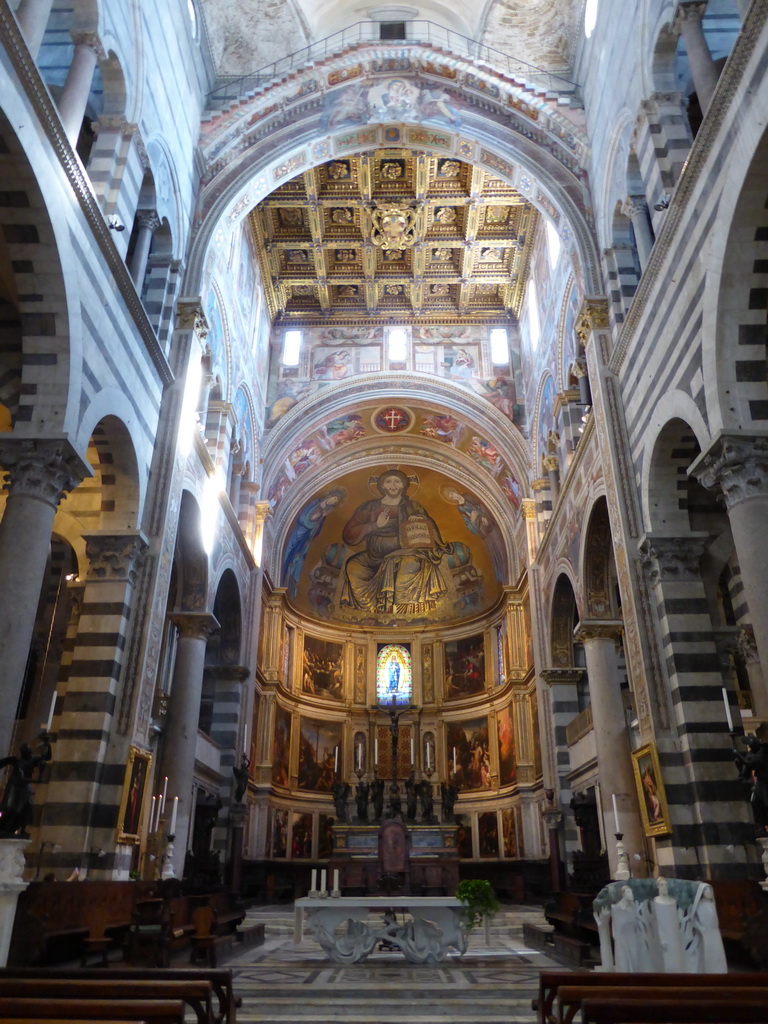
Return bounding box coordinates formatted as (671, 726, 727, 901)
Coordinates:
(249, 150, 538, 325)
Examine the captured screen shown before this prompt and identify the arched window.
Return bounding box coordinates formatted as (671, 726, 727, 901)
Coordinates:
(376, 644, 412, 704)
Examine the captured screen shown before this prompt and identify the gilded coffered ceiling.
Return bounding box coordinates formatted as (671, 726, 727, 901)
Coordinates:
(249, 151, 537, 326)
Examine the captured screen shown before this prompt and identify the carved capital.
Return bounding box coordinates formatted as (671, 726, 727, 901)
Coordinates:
(691, 435, 768, 509)
(673, 1, 707, 31)
(135, 209, 161, 232)
(254, 500, 272, 525)
(638, 533, 708, 584)
(737, 625, 759, 665)
(573, 619, 624, 645)
(575, 298, 610, 346)
(83, 531, 148, 585)
(170, 611, 220, 641)
(543, 455, 560, 473)
(540, 668, 585, 687)
(622, 194, 649, 221)
(71, 30, 107, 60)
(175, 298, 210, 341)
(0, 440, 89, 507)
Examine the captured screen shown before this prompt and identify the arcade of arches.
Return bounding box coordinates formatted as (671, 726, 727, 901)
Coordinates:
(0, 0, 767, 905)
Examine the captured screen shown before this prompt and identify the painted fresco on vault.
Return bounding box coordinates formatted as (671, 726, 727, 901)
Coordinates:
(444, 633, 485, 700)
(447, 716, 492, 790)
(282, 466, 503, 626)
(323, 78, 462, 132)
(297, 717, 343, 792)
(272, 706, 291, 787)
(302, 635, 344, 700)
(497, 700, 517, 785)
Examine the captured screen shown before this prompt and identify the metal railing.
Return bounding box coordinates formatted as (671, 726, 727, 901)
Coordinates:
(207, 20, 579, 107)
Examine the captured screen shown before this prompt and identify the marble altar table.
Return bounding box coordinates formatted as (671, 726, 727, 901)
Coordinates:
(294, 895, 469, 963)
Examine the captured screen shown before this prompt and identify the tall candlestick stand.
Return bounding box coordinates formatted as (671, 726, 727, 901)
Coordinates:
(161, 833, 177, 880)
(614, 832, 630, 881)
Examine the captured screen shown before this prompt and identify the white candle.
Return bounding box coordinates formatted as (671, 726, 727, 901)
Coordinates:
(161, 776, 168, 814)
(334, 746, 339, 773)
(46, 690, 57, 731)
(374, 736, 378, 764)
(320, 869, 327, 893)
(426, 743, 431, 770)
(357, 743, 362, 770)
(311, 868, 317, 893)
(333, 869, 339, 892)
(722, 687, 734, 731)
(243, 722, 249, 755)
(170, 796, 178, 834)
(410, 735, 414, 764)
(154, 793, 163, 832)
(453, 746, 457, 771)
(150, 795, 156, 834)
(612, 793, 620, 835)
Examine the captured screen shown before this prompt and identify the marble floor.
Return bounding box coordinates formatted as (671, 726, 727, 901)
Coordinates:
(225, 905, 565, 1024)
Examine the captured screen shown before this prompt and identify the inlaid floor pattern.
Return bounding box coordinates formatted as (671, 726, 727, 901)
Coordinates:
(226, 905, 561, 1024)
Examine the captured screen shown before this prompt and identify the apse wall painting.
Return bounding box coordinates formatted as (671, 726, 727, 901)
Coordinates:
(302, 635, 344, 700)
(297, 717, 343, 792)
(455, 813, 473, 858)
(318, 813, 335, 858)
(479, 811, 500, 857)
(497, 700, 517, 785)
(501, 807, 518, 857)
(444, 633, 485, 699)
(447, 716, 492, 790)
(272, 706, 291, 787)
(283, 465, 503, 627)
(291, 812, 313, 858)
(271, 809, 288, 858)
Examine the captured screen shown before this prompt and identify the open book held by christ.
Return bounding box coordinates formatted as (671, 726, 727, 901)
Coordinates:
(399, 513, 437, 549)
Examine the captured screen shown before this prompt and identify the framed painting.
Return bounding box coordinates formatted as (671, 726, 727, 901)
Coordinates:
(117, 746, 152, 844)
(631, 742, 672, 837)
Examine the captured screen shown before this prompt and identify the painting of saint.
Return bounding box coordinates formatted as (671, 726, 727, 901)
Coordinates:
(297, 717, 342, 792)
(272, 809, 288, 858)
(281, 488, 346, 598)
(271, 706, 291, 787)
(291, 813, 313, 858)
(479, 812, 499, 857)
(339, 469, 452, 619)
(444, 634, 485, 699)
(419, 413, 462, 444)
(497, 701, 517, 785)
(323, 414, 365, 447)
(302, 636, 344, 700)
(502, 807, 518, 857)
(455, 814, 473, 858)
(318, 814, 335, 858)
(447, 717, 492, 790)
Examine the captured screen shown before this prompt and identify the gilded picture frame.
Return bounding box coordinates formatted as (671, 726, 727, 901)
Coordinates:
(631, 742, 672, 837)
(116, 746, 153, 844)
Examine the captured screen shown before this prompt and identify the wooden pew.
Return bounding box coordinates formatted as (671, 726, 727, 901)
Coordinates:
(0, 978, 213, 1024)
(558, 985, 768, 1024)
(580, 997, 768, 1024)
(0, 967, 239, 1024)
(534, 970, 768, 1024)
(0, 998, 185, 1024)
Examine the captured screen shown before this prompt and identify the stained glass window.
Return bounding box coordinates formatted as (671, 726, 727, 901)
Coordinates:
(376, 643, 412, 705)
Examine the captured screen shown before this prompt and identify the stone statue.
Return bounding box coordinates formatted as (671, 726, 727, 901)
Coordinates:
(232, 754, 250, 803)
(405, 773, 417, 821)
(609, 885, 655, 972)
(332, 780, 350, 822)
(441, 780, 459, 820)
(418, 779, 434, 823)
(735, 735, 768, 829)
(356, 780, 369, 822)
(653, 876, 685, 972)
(388, 781, 402, 819)
(371, 776, 385, 819)
(690, 882, 728, 973)
(0, 732, 52, 838)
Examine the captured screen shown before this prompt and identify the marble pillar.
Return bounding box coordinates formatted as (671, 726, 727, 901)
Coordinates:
(14, 0, 54, 58)
(159, 612, 219, 875)
(0, 441, 86, 757)
(674, 2, 720, 112)
(574, 621, 645, 876)
(692, 436, 768, 717)
(129, 210, 161, 288)
(622, 195, 654, 270)
(58, 33, 104, 146)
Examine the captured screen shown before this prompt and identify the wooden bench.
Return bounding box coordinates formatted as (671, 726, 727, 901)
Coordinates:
(558, 985, 768, 1024)
(0, 966, 240, 1024)
(534, 970, 768, 1024)
(0, 998, 186, 1024)
(0, 978, 214, 1024)
(580, 996, 768, 1024)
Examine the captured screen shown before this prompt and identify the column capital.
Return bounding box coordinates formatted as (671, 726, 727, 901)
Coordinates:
(254, 500, 272, 525)
(690, 434, 768, 509)
(135, 209, 161, 232)
(637, 532, 709, 584)
(175, 297, 210, 341)
(206, 664, 251, 684)
(573, 619, 624, 644)
(543, 455, 560, 473)
(70, 30, 106, 60)
(575, 297, 610, 346)
(521, 498, 536, 520)
(673, 1, 707, 30)
(83, 531, 148, 585)
(170, 611, 220, 641)
(622, 194, 649, 220)
(540, 668, 585, 686)
(0, 439, 90, 507)
(737, 625, 759, 665)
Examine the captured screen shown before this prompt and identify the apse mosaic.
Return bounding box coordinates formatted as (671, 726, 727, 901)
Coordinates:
(497, 700, 517, 785)
(446, 716, 492, 791)
(444, 633, 485, 700)
(281, 466, 505, 626)
(297, 717, 343, 792)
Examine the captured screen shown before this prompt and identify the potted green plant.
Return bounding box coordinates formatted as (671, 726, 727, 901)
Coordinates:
(455, 878, 500, 930)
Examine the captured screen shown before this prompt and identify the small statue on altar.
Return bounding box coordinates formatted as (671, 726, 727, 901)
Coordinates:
(232, 754, 250, 803)
(0, 731, 52, 838)
(441, 779, 459, 820)
(388, 780, 402, 818)
(356, 779, 369, 822)
(735, 735, 768, 830)
(418, 778, 434, 823)
(405, 772, 417, 821)
(371, 775, 385, 820)
(332, 780, 350, 822)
